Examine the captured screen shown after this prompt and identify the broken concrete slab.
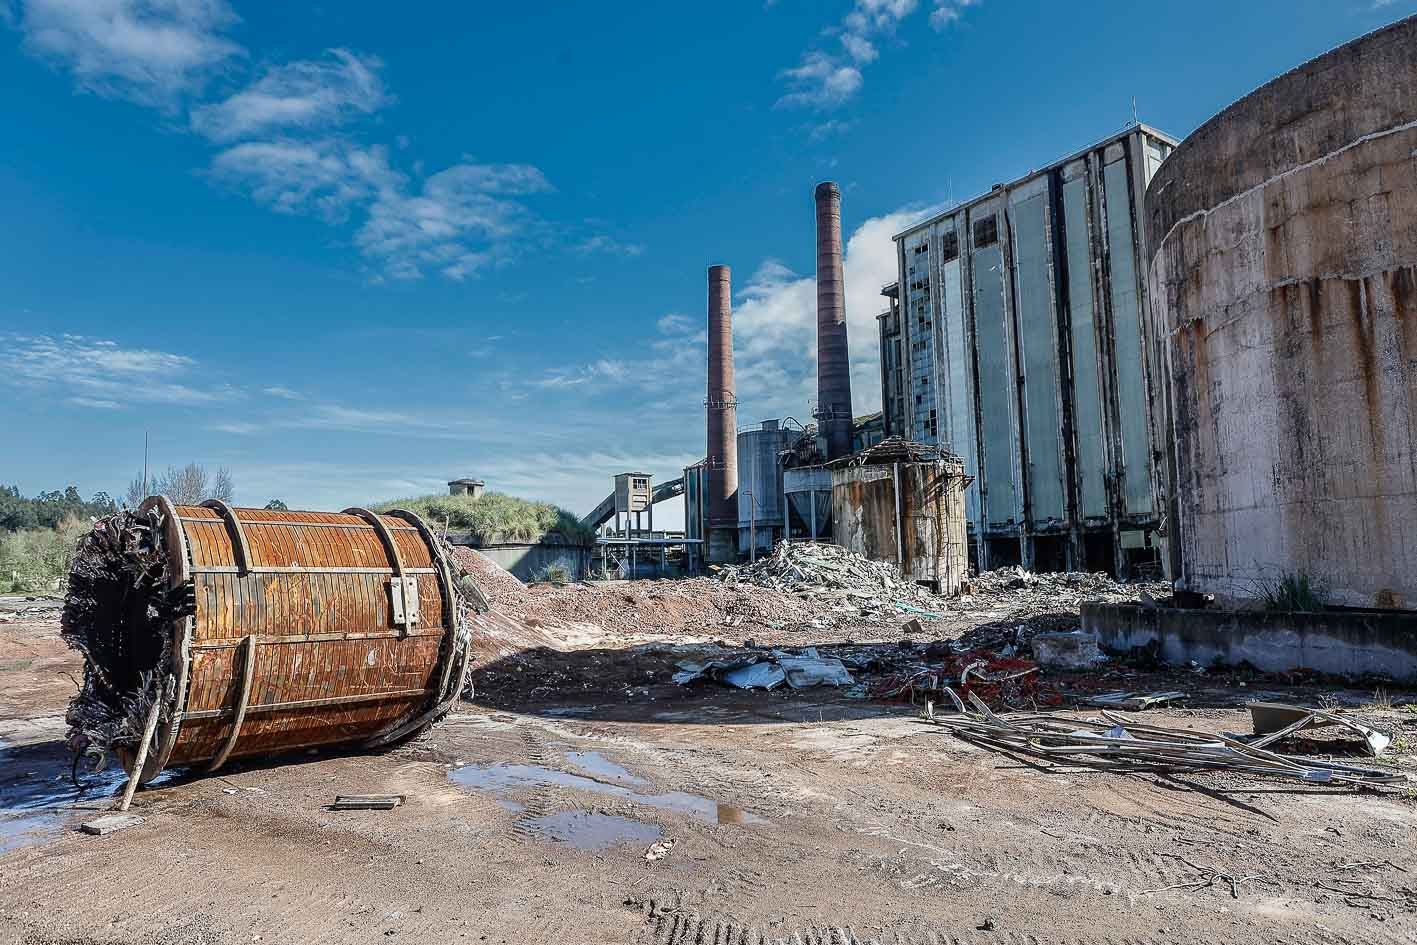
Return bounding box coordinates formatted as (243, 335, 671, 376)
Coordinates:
(1032, 630, 1106, 669)
(80, 814, 144, 836)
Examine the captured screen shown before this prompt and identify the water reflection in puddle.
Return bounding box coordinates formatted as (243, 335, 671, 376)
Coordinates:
(565, 751, 646, 786)
(449, 763, 765, 826)
(522, 811, 660, 850)
(0, 742, 179, 855)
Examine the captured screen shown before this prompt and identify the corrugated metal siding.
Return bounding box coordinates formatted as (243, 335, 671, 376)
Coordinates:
(1061, 160, 1109, 521)
(1009, 177, 1067, 529)
(885, 126, 1176, 574)
(1103, 155, 1153, 517)
(970, 200, 1022, 531)
(936, 221, 979, 526)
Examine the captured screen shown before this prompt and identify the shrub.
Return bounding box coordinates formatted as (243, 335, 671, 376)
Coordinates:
(532, 562, 572, 585)
(1261, 573, 1325, 612)
(0, 515, 91, 593)
(373, 492, 593, 545)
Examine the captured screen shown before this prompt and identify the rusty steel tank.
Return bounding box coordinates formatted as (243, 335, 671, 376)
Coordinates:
(827, 438, 969, 595)
(62, 499, 474, 784)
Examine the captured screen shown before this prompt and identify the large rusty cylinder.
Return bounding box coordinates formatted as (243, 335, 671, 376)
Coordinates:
(61, 498, 476, 784)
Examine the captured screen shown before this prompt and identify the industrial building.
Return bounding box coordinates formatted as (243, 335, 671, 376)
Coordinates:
(880, 125, 1178, 577)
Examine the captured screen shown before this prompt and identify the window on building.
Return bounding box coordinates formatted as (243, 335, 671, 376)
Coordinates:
(973, 215, 999, 248)
(939, 230, 959, 262)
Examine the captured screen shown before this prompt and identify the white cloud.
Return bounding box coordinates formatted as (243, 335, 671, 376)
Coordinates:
(356, 161, 551, 281)
(930, 0, 979, 30)
(191, 48, 389, 141)
(656, 313, 694, 335)
(778, 0, 979, 109)
(0, 333, 238, 407)
(262, 385, 302, 399)
(574, 235, 646, 258)
(7, 7, 580, 284)
(209, 138, 401, 222)
(777, 51, 863, 109)
(808, 119, 854, 142)
(14, 0, 242, 108)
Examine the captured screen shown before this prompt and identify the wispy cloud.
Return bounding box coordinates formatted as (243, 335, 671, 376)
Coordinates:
(0, 333, 239, 407)
(777, 0, 979, 110)
(14, 0, 243, 109)
(209, 138, 400, 222)
(191, 48, 389, 142)
(574, 235, 646, 258)
(777, 50, 864, 109)
(808, 118, 854, 142)
(356, 162, 552, 281)
(930, 0, 980, 30)
(6, 5, 617, 283)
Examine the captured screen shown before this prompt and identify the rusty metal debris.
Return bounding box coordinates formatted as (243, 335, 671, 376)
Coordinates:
(1082, 691, 1186, 711)
(1246, 702, 1392, 757)
(62, 499, 477, 788)
(330, 794, 405, 811)
(923, 691, 1405, 787)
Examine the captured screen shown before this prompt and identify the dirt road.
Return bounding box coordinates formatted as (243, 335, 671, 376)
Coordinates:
(3, 594, 1416, 944)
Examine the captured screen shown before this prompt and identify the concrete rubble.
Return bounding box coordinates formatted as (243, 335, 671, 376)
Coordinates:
(717, 540, 946, 616)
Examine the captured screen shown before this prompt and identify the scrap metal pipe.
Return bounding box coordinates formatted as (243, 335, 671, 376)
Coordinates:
(62, 499, 473, 784)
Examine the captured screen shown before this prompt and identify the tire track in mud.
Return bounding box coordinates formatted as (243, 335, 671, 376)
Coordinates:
(630, 897, 1412, 945)
(845, 815, 1386, 912)
(509, 725, 556, 844)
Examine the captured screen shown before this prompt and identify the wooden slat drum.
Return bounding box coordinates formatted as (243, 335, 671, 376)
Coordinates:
(130, 498, 470, 782)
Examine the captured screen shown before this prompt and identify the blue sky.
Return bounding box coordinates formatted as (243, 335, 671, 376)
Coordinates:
(2, 0, 1412, 523)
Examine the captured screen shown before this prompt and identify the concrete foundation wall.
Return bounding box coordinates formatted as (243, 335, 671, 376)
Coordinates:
(1145, 17, 1417, 609)
(1083, 602, 1417, 682)
(449, 537, 591, 583)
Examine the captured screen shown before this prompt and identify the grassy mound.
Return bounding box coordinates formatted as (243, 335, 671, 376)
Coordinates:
(374, 492, 593, 545)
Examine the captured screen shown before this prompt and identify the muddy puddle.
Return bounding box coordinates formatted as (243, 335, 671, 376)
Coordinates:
(0, 740, 172, 855)
(565, 751, 646, 786)
(450, 758, 766, 829)
(521, 811, 661, 850)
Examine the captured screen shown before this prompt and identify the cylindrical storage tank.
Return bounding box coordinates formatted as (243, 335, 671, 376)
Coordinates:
(736, 420, 792, 554)
(1145, 17, 1417, 609)
(828, 440, 968, 594)
(62, 499, 473, 783)
(784, 464, 833, 540)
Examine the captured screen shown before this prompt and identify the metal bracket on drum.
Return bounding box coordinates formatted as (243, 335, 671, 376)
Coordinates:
(344, 507, 418, 633)
(206, 634, 258, 773)
(202, 499, 253, 575)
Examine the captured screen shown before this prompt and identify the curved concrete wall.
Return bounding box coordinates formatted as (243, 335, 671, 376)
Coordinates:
(1144, 17, 1417, 609)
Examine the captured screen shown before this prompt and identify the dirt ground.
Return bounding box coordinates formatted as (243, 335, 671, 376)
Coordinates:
(3, 586, 1417, 944)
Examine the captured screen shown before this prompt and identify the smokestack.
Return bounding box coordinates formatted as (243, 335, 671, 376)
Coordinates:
(706, 264, 739, 564)
(815, 181, 853, 461)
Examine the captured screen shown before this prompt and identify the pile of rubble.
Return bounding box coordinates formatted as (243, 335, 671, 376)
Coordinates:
(717, 541, 944, 618)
